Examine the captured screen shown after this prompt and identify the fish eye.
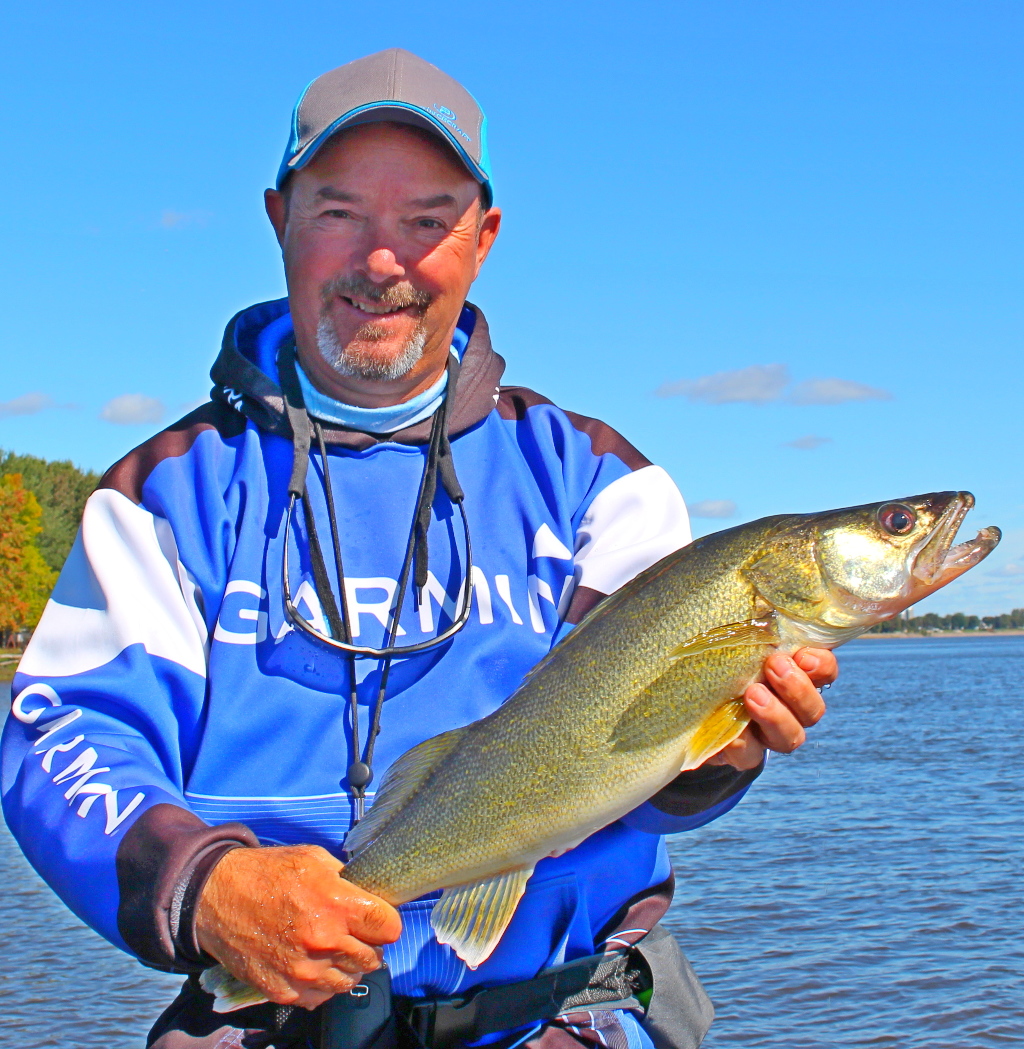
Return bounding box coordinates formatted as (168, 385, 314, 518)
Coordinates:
(878, 503, 917, 535)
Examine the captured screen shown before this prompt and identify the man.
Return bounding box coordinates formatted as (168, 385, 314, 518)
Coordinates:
(2, 49, 835, 1049)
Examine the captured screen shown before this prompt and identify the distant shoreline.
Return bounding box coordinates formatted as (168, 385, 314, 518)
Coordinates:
(3, 629, 1022, 684)
(857, 629, 1024, 640)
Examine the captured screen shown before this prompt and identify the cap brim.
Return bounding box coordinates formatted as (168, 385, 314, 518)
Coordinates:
(278, 101, 492, 205)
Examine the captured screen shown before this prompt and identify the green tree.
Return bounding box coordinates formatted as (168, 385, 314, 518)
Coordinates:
(0, 473, 58, 641)
(0, 450, 99, 571)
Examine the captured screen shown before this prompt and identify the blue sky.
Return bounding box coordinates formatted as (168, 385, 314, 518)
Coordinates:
(1, 0, 1020, 614)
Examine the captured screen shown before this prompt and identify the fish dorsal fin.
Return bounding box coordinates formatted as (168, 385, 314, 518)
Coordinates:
(668, 616, 778, 661)
(431, 866, 534, 969)
(680, 699, 750, 771)
(345, 726, 468, 858)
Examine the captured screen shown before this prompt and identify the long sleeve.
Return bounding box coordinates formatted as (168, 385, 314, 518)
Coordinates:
(1, 487, 256, 970)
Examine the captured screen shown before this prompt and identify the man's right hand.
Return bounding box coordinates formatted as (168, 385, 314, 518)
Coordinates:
(195, 844, 402, 1010)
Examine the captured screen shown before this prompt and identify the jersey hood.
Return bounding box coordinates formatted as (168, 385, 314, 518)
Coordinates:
(209, 298, 506, 450)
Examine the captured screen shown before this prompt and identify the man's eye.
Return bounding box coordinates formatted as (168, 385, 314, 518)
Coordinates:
(416, 218, 444, 229)
(323, 209, 353, 219)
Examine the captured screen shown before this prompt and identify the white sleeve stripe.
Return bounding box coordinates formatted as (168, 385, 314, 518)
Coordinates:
(154, 516, 210, 654)
(18, 489, 208, 679)
(574, 465, 691, 597)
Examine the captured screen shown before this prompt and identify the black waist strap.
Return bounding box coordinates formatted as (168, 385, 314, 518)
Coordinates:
(397, 949, 645, 1049)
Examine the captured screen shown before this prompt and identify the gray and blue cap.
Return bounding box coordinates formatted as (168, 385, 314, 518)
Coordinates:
(277, 48, 492, 206)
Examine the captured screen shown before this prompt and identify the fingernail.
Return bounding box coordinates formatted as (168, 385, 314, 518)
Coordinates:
(769, 655, 797, 678)
(746, 685, 770, 708)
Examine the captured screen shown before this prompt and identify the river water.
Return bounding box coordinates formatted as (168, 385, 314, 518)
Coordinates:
(1, 636, 1021, 1047)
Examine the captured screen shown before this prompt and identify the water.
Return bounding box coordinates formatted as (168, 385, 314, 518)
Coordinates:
(667, 636, 1024, 1048)
(0, 804, 183, 1047)
(1, 637, 1022, 1047)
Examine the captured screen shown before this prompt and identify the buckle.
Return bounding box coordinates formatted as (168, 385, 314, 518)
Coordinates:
(402, 994, 477, 1049)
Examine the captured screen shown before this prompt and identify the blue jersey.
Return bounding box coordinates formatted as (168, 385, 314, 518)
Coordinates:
(2, 300, 758, 1005)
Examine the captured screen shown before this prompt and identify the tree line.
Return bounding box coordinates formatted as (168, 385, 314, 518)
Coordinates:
(0, 450, 100, 646)
(868, 608, 1024, 633)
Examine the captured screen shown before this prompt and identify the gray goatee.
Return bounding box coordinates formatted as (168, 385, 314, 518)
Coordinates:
(316, 275, 432, 382)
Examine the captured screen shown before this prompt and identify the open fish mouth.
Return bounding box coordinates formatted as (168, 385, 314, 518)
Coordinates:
(912, 492, 1001, 588)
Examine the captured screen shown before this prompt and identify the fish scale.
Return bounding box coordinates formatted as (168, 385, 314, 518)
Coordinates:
(203, 492, 998, 1008)
(343, 522, 779, 904)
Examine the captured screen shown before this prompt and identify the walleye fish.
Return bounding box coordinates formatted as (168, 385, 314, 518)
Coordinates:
(204, 491, 997, 1010)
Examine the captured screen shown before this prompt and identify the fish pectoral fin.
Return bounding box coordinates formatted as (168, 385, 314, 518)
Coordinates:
(345, 726, 468, 858)
(668, 616, 779, 661)
(681, 699, 750, 771)
(200, 965, 268, 1013)
(431, 867, 534, 969)
(668, 618, 776, 768)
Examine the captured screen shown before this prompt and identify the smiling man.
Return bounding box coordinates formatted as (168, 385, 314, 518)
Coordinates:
(2, 50, 835, 1049)
(270, 120, 499, 413)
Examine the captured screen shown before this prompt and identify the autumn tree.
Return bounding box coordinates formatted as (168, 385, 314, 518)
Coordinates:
(0, 450, 100, 571)
(0, 473, 58, 643)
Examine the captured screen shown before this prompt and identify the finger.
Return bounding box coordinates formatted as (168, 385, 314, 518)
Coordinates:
(763, 654, 826, 727)
(292, 976, 357, 1011)
(286, 962, 365, 1010)
(793, 647, 839, 688)
(307, 966, 364, 996)
(706, 727, 766, 770)
(744, 682, 806, 752)
(341, 890, 403, 945)
(324, 938, 383, 975)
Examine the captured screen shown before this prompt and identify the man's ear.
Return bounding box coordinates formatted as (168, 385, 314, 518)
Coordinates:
(473, 207, 502, 277)
(265, 189, 287, 247)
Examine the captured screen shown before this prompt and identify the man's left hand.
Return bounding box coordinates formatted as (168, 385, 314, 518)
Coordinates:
(707, 647, 838, 770)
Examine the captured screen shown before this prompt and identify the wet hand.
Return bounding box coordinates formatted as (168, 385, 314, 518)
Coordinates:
(707, 648, 837, 770)
(195, 843, 402, 1010)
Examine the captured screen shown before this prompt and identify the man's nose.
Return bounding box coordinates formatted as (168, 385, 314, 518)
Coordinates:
(363, 248, 406, 284)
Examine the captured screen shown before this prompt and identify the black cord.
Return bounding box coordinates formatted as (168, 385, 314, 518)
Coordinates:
(312, 389, 451, 815)
(314, 422, 355, 646)
(314, 421, 362, 791)
(361, 404, 447, 788)
(279, 345, 468, 819)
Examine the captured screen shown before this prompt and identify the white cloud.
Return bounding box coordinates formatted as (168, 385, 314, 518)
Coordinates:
(988, 562, 1024, 578)
(0, 392, 55, 418)
(784, 434, 832, 450)
(0, 393, 80, 417)
(689, 499, 737, 519)
(787, 378, 892, 406)
(655, 364, 789, 404)
(655, 366, 893, 407)
(101, 394, 165, 425)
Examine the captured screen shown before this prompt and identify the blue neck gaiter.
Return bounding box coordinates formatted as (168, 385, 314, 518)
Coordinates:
(288, 306, 475, 435)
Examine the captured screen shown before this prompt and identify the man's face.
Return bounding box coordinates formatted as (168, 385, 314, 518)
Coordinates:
(266, 123, 500, 401)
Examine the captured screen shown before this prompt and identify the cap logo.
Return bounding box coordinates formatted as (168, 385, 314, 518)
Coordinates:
(430, 103, 473, 145)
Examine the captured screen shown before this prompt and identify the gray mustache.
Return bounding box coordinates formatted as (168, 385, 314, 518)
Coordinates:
(321, 274, 432, 311)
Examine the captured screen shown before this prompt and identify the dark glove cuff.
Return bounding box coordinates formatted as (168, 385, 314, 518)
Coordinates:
(116, 803, 259, 973)
(170, 839, 248, 969)
(648, 759, 765, 818)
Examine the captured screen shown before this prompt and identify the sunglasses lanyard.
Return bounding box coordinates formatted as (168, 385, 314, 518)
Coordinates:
(278, 346, 473, 821)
